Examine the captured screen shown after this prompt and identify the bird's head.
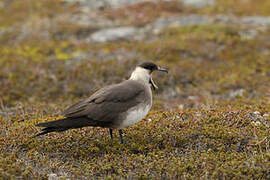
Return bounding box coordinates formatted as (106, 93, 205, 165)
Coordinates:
(130, 62, 168, 90)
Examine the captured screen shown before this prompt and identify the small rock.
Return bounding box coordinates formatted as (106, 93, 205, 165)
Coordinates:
(152, 15, 213, 34)
(241, 16, 270, 26)
(90, 27, 138, 42)
(48, 173, 58, 180)
(240, 29, 258, 40)
(188, 96, 199, 100)
(72, 14, 115, 27)
(251, 121, 261, 126)
(195, 112, 202, 117)
(178, 104, 184, 110)
(107, 0, 146, 9)
(253, 111, 261, 115)
(182, 0, 215, 8)
(64, 0, 146, 10)
(227, 89, 245, 99)
(250, 111, 263, 120)
(263, 113, 269, 117)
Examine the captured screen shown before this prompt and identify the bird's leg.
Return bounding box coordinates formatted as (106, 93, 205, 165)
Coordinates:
(119, 129, 124, 144)
(109, 128, 113, 140)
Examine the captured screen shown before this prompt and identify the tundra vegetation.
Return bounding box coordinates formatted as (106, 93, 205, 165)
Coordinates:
(0, 0, 270, 179)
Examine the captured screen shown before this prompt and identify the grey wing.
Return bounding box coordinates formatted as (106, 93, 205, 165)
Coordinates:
(61, 85, 113, 117)
(62, 80, 146, 123)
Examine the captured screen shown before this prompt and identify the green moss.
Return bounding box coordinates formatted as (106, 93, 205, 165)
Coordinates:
(133, 24, 270, 101)
(7, 104, 268, 178)
(1, 0, 270, 178)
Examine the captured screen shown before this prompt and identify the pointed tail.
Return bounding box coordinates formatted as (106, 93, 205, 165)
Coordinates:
(33, 117, 91, 137)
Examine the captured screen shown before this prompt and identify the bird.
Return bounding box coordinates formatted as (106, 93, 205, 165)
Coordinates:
(34, 62, 168, 143)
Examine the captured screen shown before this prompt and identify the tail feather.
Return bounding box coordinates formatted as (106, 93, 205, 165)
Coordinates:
(34, 117, 92, 137)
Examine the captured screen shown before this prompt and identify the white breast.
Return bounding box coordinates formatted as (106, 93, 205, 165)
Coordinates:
(119, 105, 151, 129)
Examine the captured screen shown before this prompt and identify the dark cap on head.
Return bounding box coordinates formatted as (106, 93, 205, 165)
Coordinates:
(139, 62, 159, 72)
(139, 62, 168, 73)
(138, 62, 168, 90)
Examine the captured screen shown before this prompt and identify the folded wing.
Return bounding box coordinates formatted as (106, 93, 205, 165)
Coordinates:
(62, 80, 146, 124)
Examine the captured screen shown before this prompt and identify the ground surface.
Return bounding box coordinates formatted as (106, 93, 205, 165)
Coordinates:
(0, 0, 270, 179)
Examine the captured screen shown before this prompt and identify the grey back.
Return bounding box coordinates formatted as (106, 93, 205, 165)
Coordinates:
(62, 80, 151, 127)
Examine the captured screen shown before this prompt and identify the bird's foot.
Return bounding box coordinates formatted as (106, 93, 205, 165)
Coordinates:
(119, 129, 125, 144)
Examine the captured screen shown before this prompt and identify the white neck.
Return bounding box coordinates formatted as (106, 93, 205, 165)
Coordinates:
(129, 67, 150, 85)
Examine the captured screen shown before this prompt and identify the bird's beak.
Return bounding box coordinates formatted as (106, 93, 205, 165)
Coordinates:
(150, 66, 168, 90)
(150, 77, 158, 90)
(157, 66, 168, 73)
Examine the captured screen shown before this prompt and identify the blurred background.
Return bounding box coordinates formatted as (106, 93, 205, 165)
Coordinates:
(1, 1, 270, 179)
(0, 0, 270, 109)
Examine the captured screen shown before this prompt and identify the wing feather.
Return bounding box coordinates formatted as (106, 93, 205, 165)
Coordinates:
(62, 80, 146, 123)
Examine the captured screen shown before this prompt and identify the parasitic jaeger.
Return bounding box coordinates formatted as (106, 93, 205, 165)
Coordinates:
(34, 62, 168, 143)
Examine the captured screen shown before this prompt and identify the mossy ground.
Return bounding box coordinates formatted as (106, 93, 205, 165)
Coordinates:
(1, 0, 270, 179)
(1, 102, 270, 179)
